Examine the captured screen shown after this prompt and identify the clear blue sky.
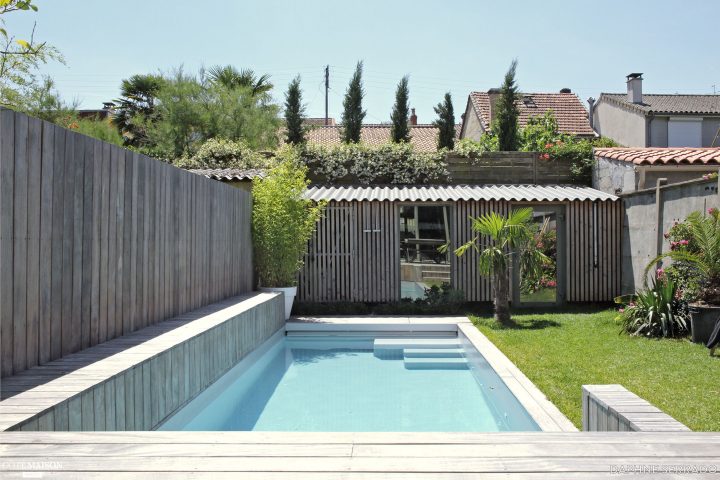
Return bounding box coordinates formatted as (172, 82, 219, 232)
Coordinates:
(7, 0, 719, 123)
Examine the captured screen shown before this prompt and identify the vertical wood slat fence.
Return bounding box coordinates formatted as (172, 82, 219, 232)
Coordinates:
(0, 109, 253, 378)
(298, 199, 621, 303)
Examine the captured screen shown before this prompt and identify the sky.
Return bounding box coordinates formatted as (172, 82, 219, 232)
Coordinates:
(6, 0, 720, 124)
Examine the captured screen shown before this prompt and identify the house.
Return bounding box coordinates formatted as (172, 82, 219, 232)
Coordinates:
(459, 89, 595, 140)
(305, 109, 460, 153)
(593, 147, 720, 194)
(591, 74, 720, 147)
(298, 184, 620, 304)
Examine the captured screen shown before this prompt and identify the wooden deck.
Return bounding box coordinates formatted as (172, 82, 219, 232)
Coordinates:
(0, 431, 719, 478)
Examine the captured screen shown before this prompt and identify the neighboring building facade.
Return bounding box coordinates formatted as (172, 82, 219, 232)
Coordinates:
(593, 147, 720, 194)
(591, 74, 720, 147)
(459, 89, 595, 140)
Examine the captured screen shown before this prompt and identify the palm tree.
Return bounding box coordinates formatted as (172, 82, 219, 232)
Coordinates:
(453, 208, 548, 325)
(112, 74, 164, 146)
(645, 209, 720, 304)
(206, 65, 273, 96)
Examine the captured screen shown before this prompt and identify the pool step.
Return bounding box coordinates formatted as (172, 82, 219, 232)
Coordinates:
(404, 357, 469, 370)
(374, 338, 460, 350)
(404, 348, 464, 359)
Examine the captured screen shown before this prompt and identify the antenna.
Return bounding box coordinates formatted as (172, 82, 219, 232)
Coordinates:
(324, 65, 329, 126)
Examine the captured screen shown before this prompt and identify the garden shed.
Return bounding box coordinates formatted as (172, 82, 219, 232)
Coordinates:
(298, 184, 622, 305)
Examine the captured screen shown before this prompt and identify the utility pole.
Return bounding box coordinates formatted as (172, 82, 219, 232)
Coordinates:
(324, 65, 329, 125)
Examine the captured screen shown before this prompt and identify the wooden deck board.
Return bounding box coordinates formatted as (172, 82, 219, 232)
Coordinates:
(0, 431, 718, 478)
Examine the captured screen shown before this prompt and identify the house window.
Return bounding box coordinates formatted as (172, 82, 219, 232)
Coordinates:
(668, 117, 702, 147)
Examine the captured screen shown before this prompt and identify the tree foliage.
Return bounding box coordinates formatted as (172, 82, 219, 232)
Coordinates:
(390, 75, 410, 143)
(206, 65, 273, 96)
(252, 149, 325, 287)
(341, 61, 366, 143)
(495, 59, 520, 151)
(130, 68, 280, 160)
(284, 75, 306, 145)
(433, 92, 455, 150)
(174, 137, 271, 170)
(112, 74, 164, 147)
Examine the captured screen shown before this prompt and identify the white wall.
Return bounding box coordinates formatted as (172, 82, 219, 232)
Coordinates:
(593, 157, 637, 194)
(459, 103, 485, 141)
(593, 101, 646, 147)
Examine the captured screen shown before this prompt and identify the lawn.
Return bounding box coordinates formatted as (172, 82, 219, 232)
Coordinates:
(470, 307, 720, 431)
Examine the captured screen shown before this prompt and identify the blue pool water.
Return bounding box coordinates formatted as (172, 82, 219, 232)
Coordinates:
(159, 334, 540, 432)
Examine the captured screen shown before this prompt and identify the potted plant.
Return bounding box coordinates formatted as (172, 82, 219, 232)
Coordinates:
(252, 150, 325, 319)
(646, 208, 720, 343)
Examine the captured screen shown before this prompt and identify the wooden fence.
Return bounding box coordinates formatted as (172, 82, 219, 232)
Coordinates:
(0, 109, 253, 378)
(298, 199, 621, 303)
(446, 153, 576, 185)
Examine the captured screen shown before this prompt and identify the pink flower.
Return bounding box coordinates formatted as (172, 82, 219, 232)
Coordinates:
(679, 239, 689, 246)
(546, 280, 557, 288)
(541, 153, 550, 160)
(544, 143, 553, 149)
(656, 268, 665, 279)
(618, 308, 625, 313)
(709, 208, 718, 215)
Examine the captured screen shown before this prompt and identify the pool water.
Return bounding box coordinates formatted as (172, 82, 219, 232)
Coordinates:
(159, 334, 540, 432)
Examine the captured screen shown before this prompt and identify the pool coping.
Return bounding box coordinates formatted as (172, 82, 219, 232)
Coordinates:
(287, 315, 578, 432)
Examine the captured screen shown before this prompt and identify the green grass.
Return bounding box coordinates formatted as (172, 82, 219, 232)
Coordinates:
(470, 307, 720, 431)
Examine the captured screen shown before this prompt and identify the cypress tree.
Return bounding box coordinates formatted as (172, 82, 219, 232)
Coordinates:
(496, 59, 520, 151)
(284, 75, 306, 145)
(341, 61, 366, 143)
(433, 92, 455, 150)
(390, 75, 411, 143)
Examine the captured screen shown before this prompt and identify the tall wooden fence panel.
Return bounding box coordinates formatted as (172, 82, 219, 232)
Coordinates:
(446, 153, 576, 185)
(0, 109, 253, 377)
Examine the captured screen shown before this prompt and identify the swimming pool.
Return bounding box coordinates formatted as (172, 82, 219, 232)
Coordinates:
(159, 329, 540, 432)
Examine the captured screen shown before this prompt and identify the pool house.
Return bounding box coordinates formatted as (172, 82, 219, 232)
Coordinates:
(298, 184, 622, 305)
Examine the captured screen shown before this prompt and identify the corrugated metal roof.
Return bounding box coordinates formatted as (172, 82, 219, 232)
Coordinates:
(305, 184, 618, 202)
(188, 168, 266, 181)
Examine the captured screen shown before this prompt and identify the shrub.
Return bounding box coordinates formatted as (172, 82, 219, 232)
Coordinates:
(300, 142, 448, 184)
(175, 138, 271, 170)
(252, 149, 325, 287)
(615, 276, 688, 338)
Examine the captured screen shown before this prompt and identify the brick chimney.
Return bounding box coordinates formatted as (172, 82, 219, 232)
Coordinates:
(410, 108, 417, 126)
(626, 73, 643, 104)
(487, 88, 502, 124)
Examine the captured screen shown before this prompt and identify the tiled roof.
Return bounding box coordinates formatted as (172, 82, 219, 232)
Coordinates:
(304, 117, 336, 126)
(467, 92, 595, 136)
(305, 124, 461, 153)
(188, 168, 266, 181)
(599, 94, 720, 115)
(305, 184, 617, 202)
(594, 147, 720, 165)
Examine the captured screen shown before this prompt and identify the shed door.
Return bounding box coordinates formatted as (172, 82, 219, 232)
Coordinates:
(512, 205, 566, 305)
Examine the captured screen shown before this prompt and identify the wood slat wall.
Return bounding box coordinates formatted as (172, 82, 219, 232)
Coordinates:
(0, 109, 253, 378)
(298, 199, 621, 303)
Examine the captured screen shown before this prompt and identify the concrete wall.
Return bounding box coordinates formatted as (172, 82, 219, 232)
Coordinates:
(621, 178, 720, 293)
(593, 101, 646, 147)
(593, 157, 637, 194)
(649, 116, 668, 147)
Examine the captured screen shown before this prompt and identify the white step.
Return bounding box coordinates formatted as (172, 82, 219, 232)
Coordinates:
(404, 348, 464, 358)
(404, 357, 468, 370)
(374, 338, 460, 350)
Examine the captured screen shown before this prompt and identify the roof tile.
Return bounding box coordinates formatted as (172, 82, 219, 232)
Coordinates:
(305, 124, 461, 153)
(594, 147, 720, 165)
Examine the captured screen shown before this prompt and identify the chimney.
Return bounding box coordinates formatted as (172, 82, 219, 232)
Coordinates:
(626, 73, 643, 104)
(487, 88, 502, 124)
(587, 97, 596, 129)
(559, 88, 571, 93)
(410, 108, 417, 126)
